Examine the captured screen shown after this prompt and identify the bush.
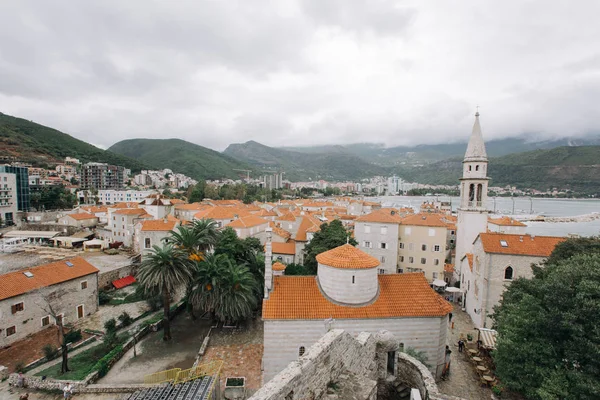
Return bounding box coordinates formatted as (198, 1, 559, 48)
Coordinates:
(99, 290, 111, 305)
(92, 344, 123, 378)
(15, 361, 25, 373)
(403, 347, 431, 368)
(64, 329, 82, 344)
(103, 330, 118, 350)
(104, 318, 117, 333)
(118, 311, 132, 327)
(42, 344, 59, 360)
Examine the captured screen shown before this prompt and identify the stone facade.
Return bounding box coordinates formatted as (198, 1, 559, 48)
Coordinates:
(0, 273, 98, 345)
(355, 221, 400, 274)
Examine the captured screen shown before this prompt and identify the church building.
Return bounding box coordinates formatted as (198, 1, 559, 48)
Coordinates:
(261, 228, 452, 383)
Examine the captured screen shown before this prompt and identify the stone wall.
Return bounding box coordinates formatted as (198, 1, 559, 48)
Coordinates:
(98, 264, 133, 289)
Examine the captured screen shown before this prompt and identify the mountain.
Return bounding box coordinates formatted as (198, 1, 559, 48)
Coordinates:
(109, 138, 254, 181)
(283, 136, 600, 166)
(0, 112, 147, 171)
(394, 146, 600, 194)
(223, 140, 389, 181)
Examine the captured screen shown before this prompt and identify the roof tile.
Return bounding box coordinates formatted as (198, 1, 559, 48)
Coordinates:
(479, 232, 564, 257)
(316, 244, 379, 269)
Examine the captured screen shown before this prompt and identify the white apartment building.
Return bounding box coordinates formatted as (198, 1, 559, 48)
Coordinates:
(354, 208, 404, 274)
(77, 189, 158, 205)
(0, 173, 17, 225)
(397, 213, 451, 282)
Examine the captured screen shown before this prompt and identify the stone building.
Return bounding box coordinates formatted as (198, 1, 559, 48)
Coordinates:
(354, 208, 404, 274)
(136, 219, 179, 256)
(57, 213, 99, 228)
(262, 243, 452, 383)
(461, 232, 564, 328)
(227, 215, 270, 239)
(111, 208, 152, 246)
(0, 257, 99, 345)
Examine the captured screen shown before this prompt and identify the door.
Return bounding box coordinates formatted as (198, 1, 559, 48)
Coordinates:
(77, 305, 84, 319)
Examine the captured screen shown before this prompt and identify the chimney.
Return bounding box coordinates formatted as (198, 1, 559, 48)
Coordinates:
(264, 228, 273, 299)
(519, 236, 523, 242)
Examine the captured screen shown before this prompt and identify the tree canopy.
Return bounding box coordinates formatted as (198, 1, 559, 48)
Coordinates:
(303, 220, 357, 274)
(492, 237, 600, 399)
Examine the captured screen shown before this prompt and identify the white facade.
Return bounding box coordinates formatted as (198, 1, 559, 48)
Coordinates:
(355, 221, 400, 274)
(0, 173, 17, 225)
(317, 264, 378, 304)
(397, 224, 448, 281)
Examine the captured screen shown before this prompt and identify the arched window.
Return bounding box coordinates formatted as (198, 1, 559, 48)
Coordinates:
(299, 346, 306, 357)
(475, 165, 479, 171)
(504, 266, 514, 280)
(477, 184, 483, 202)
(469, 184, 475, 201)
(468, 165, 472, 171)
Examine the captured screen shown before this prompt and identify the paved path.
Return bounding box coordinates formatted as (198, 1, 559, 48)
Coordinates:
(437, 304, 493, 399)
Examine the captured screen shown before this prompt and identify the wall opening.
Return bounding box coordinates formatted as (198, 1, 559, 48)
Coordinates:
(504, 266, 514, 280)
(299, 346, 306, 357)
(387, 351, 396, 375)
(477, 183, 483, 202)
(469, 184, 475, 201)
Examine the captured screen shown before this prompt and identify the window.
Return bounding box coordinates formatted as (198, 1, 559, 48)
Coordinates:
(409, 257, 414, 264)
(380, 242, 387, 249)
(500, 240, 508, 247)
(421, 244, 427, 251)
(405, 227, 411, 235)
(434, 259, 440, 266)
(421, 258, 426, 264)
(451, 230, 455, 235)
(380, 226, 388, 235)
(11, 302, 24, 314)
(364, 241, 372, 249)
(41, 316, 51, 326)
(77, 305, 84, 319)
(352, 275, 355, 284)
(434, 245, 441, 252)
(475, 165, 479, 171)
(144, 238, 151, 249)
(380, 256, 386, 263)
(468, 165, 472, 171)
(299, 346, 306, 357)
(81, 281, 88, 290)
(6, 326, 16, 337)
(122, 217, 125, 222)
(433, 272, 438, 279)
(504, 266, 514, 280)
(364, 225, 371, 233)
(399, 242, 404, 249)
(408, 243, 415, 251)
(379, 269, 385, 274)
(399, 256, 404, 262)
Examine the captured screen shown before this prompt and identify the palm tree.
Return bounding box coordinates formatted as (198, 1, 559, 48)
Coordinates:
(188, 253, 227, 318)
(216, 258, 259, 322)
(190, 219, 221, 255)
(137, 245, 196, 340)
(164, 225, 202, 261)
(165, 219, 221, 262)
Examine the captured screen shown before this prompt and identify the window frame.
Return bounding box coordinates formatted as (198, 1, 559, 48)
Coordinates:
(81, 280, 88, 290)
(504, 266, 514, 280)
(11, 301, 24, 314)
(41, 315, 51, 327)
(6, 325, 16, 337)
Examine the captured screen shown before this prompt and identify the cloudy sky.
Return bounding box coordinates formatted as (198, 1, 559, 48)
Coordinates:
(1, 1, 599, 151)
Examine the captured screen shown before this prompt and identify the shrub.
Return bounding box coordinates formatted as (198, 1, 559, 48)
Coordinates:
(118, 311, 132, 327)
(104, 318, 117, 333)
(403, 347, 431, 368)
(64, 329, 82, 344)
(15, 361, 25, 373)
(42, 344, 59, 360)
(92, 344, 123, 378)
(99, 290, 111, 305)
(103, 330, 118, 350)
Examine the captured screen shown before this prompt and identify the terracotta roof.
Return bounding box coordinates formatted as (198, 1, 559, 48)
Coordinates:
(194, 206, 249, 220)
(465, 253, 474, 272)
(295, 215, 321, 241)
(401, 213, 448, 228)
(263, 273, 452, 319)
(80, 206, 108, 213)
(270, 241, 296, 255)
(169, 199, 185, 204)
(277, 212, 297, 222)
(269, 222, 291, 240)
(356, 208, 404, 224)
(113, 208, 147, 216)
(65, 213, 98, 221)
(272, 262, 286, 272)
(0, 257, 99, 301)
(227, 215, 269, 229)
(257, 209, 278, 217)
(112, 202, 140, 209)
(141, 219, 178, 231)
(316, 244, 379, 269)
(479, 233, 565, 257)
(488, 216, 527, 227)
(175, 203, 206, 211)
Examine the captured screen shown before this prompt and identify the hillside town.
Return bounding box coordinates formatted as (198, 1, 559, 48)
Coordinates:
(1, 112, 596, 400)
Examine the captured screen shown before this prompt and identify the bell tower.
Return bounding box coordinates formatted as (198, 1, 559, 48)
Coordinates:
(455, 111, 489, 267)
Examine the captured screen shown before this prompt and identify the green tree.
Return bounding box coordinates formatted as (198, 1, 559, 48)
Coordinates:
(303, 220, 357, 274)
(187, 181, 206, 203)
(216, 259, 259, 321)
(284, 263, 312, 275)
(545, 236, 600, 266)
(492, 242, 600, 399)
(137, 245, 196, 341)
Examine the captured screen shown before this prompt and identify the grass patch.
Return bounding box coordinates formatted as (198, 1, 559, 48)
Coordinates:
(107, 284, 144, 306)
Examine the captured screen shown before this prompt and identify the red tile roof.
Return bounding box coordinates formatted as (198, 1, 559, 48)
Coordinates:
(356, 208, 404, 224)
(263, 273, 452, 319)
(194, 206, 249, 220)
(113, 208, 147, 216)
(272, 262, 286, 272)
(65, 213, 98, 221)
(269, 222, 291, 240)
(295, 215, 321, 241)
(479, 233, 565, 257)
(227, 215, 269, 229)
(141, 219, 178, 231)
(401, 213, 449, 228)
(488, 216, 527, 227)
(270, 241, 296, 255)
(0, 257, 99, 301)
(112, 275, 136, 289)
(316, 244, 379, 270)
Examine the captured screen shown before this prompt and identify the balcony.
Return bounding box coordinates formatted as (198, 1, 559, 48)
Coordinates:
(467, 201, 484, 208)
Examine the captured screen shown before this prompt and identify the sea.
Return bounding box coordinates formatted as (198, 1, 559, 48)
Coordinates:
(375, 196, 600, 238)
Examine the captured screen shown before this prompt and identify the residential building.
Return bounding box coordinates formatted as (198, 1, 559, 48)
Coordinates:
(461, 232, 564, 328)
(0, 173, 17, 225)
(0, 257, 99, 345)
(270, 241, 297, 264)
(354, 208, 404, 274)
(227, 215, 269, 239)
(262, 243, 452, 382)
(398, 213, 451, 282)
(0, 165, 29, 211)
(111, 208, 152, 246)
(57, 213, 99, 228)
(80, 162, 125, 191)
(137, 219, 179, 256)
(262, 173, 284, 190)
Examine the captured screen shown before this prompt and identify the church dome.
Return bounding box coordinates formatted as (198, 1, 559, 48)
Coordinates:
(317, 244, 379, 305)
(316, 244, 380, 269)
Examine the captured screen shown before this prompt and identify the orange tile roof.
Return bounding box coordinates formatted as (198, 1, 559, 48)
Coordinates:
(169, 199, 185, 204)
(270, 241, 296, 255)
(227, 215, 269, 228)
(269, 222, 291, 240)
(113, 208, 148, 216)
(65, 213, 99, 221)
(80, 206, 108, 213)
(112, 202, 140, 209)
(272, 262, 286, 272)
(479, 233, 565, 257)
(401, 213, 448, 228)
(194, 206, 250, 220)
(356, 208, 404, 224)
(316, 244, 379, 269)
(263, 273, 452, 319)
(141, 220, 178, 231)
(257, 209, 278, 217)
(276, 212, 297, 222)
(295, 215, 321, 241)
(0, 257, 99, 301)
(175, 203, 207, 211)
(464, 253, 474, 272)
(488, 216, 527, 227)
